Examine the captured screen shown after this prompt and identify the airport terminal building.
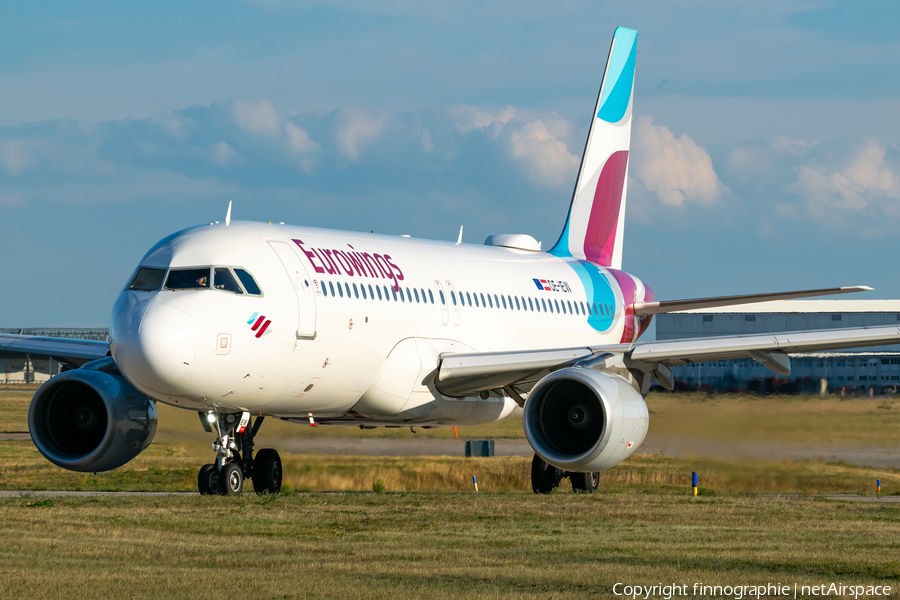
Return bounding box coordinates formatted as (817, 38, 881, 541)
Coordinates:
(656, 300, 900, 394)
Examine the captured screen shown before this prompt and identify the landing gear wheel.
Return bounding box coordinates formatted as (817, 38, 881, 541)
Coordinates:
(531, 454, 563, 494)
(252, 449, 282, 494)
(570, 471, 600, 493)
(220, 462, 244, 496)
(198, 463, 220, 495)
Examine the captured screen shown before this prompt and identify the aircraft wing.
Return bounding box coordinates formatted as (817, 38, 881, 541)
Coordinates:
(435, 325, 900, 397)
(628, 325, 900, 365)
(632, 286, 871, 315)
(0, 333, 110, 369)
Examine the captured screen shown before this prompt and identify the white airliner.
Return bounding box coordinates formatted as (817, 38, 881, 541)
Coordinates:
(6, 27, 900, 495)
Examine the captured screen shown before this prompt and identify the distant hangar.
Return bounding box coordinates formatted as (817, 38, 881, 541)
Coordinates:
(656, 300, 900, 394)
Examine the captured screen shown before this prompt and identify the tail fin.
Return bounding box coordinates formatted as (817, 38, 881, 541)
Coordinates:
(550, 26, 636, 269)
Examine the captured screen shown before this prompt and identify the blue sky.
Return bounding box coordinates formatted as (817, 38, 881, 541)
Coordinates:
(2, 1, 899, 327)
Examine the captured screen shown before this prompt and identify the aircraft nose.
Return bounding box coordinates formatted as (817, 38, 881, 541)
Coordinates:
(114, 302, 197, 397)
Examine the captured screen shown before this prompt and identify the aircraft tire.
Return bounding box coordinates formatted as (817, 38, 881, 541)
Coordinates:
(198, 463, 219, 495)
(570, 471, 600, 493)
(221, 463, 244, 496)
(252, 449, 282, 494)
(531, 454, 562, 494)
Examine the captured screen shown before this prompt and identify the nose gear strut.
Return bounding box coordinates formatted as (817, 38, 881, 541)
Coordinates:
(197, 411, 282, 496)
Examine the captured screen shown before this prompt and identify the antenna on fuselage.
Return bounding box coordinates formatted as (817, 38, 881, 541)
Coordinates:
(225, 201, 232, 227)
(456, 226, 463, 245)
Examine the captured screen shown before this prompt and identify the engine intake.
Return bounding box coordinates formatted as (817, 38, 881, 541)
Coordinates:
(28, 368, 157, 472)
(523, 368, 648, 472)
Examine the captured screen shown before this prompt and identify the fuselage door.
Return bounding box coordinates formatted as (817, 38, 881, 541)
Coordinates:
(445, 281, 461, 326)
(433, 280, 449, 326)
(268, 241, 317, 342)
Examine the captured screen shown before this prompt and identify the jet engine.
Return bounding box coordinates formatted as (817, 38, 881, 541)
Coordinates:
(28, 367, 157, 473)
(523, 368, 648, 472)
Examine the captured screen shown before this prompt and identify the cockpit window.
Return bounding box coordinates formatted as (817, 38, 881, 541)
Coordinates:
(128, 267, 166, 291)
(234, 269, 262, 295)
(214, 268, 243, 294)
(165, 268, 211, 290)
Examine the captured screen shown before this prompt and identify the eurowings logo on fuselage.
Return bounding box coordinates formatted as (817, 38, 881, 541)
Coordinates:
(247, 312, 271, 338)
(532, 278, 572, 293)
(293, 239, 405, 292)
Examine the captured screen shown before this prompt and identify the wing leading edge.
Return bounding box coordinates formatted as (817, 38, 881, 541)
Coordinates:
(0, 333, 110, 368)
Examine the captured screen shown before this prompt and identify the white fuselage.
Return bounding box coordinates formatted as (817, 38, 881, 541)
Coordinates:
(110, 221, 649, 426)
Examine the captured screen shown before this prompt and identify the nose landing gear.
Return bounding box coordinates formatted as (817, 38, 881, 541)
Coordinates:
(197, 411, 282, 496)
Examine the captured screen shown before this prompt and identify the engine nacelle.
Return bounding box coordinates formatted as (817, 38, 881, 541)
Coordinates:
(523, 368, 648, 472)
(28, 368, 157, 473)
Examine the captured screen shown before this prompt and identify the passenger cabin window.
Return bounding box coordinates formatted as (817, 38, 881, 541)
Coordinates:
(214, 268, 242, 294)
(128, 267, 166, 291)
(165, 268, 211, 290)
(428, 290, 434, 304)
(234, 269, 262, 295)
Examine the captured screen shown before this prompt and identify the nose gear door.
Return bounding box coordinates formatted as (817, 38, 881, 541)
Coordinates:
(268, 241, 317, 342)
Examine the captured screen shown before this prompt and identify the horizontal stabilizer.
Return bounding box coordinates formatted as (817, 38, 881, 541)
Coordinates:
(631, 286, 873, 316)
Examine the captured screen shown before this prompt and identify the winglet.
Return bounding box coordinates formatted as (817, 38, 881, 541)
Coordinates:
(225, 201, 232, 227)
(456, 226, 464, 245)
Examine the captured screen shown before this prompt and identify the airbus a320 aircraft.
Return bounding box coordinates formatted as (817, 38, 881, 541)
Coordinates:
(6, 27, 900, 496)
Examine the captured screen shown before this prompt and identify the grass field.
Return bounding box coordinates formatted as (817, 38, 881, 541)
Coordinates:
(4, 387, 900, 597)
(3, 386, 900, 494)
(2, 492, 899, 599)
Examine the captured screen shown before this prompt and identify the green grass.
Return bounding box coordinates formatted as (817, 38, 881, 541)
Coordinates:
(1, 492, 899, 599)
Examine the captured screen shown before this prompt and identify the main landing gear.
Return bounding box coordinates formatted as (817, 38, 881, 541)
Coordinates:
(531, 454, 600, 494)
(197, 411, 282, 496)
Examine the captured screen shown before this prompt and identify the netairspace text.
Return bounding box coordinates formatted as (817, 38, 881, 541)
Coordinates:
(613, 582, 893, 599)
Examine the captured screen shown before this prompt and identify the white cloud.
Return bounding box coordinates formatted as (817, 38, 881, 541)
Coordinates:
(284, 121, 321, 155)
(451, 105, 518, 133)
(335, 108, 389, 159)
(232, 100, 281, 136)
(788, 139, 900, 220)
(506, 119, 578, 187)
(0, 140, 34, 175)
(210, 142, 240, 167)
(633, 116, 729, 207)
